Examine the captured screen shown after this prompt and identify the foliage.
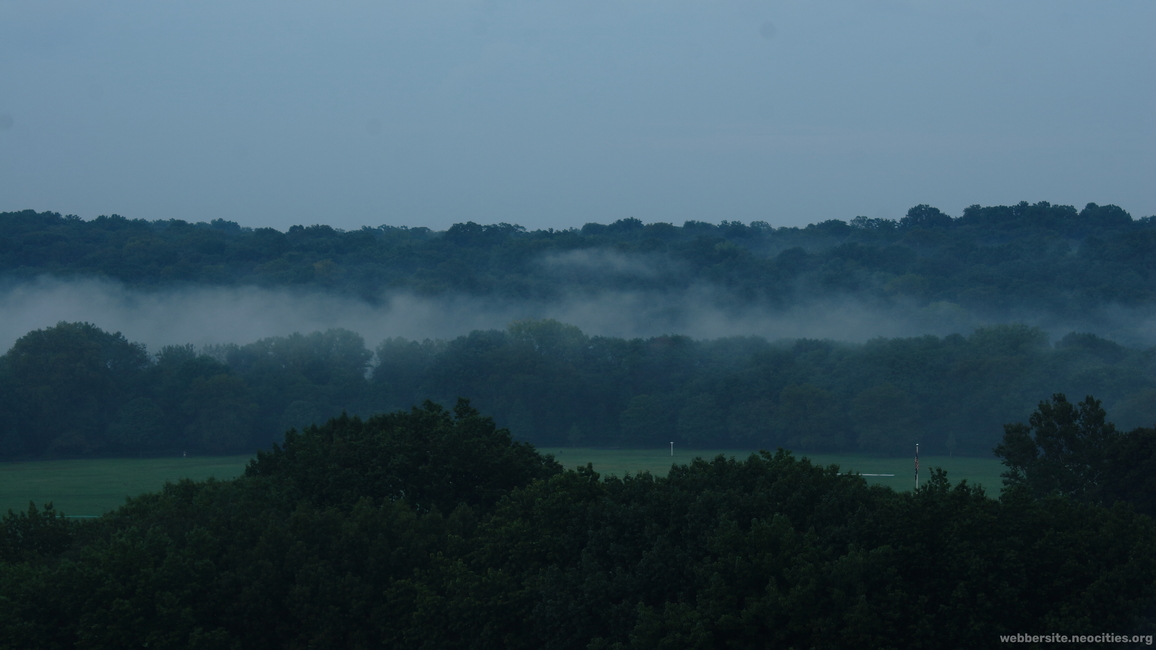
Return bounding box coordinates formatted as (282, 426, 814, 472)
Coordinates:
(1, 320, 1154, 459)
(994, 394, 1116, 500)
(1, 201, 1153, 323)
(1100, 426, 1156, 518)
(244, 398, 562, 513)
(0, 502, 76, 564)
(1, 199, 1154, 459)
(5, 201, 1155, 644)
(996, 394, 1156, 516)
(1, 322, 149, 456)
(1, 417, 1154, 648)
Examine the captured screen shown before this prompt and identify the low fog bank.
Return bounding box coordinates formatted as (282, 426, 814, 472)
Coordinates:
(1, 276, 1153, 354)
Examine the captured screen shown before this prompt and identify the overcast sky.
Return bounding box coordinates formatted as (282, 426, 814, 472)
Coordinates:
(1, 0, 1153, 232)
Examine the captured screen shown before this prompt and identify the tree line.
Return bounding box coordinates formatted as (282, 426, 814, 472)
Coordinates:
(1, 320, 1153, 459)
(1, 397, 1153, 648)
(1, 201, 1154, 330)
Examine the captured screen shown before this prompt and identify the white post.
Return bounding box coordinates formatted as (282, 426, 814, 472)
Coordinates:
(670, 442, 673, 457)
(915, 443, 919, 489)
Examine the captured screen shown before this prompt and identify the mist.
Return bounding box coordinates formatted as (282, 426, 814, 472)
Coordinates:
(2, 275, 1153, 355)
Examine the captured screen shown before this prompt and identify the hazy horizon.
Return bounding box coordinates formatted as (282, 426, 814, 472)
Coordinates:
(3, 198, 1151, 234)
(2, 1, 1152, 233)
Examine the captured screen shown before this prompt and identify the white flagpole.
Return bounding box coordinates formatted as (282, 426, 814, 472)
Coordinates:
(915, 443, 920, 489)
(670, 442, 673, 457)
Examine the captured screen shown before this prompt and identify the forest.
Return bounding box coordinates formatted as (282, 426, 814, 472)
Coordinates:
(1, 397, 1154, 648)
(1, 201, 1154, 345)
(2, 200, 1154, 458)
(2, 202, 1156, 645)
(0, 319, 1153, 460)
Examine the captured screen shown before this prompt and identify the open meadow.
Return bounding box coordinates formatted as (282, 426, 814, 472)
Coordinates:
(0, 456, 253, 517)
(551, 448, 1004, 495)
(0, 448, 1005, 516)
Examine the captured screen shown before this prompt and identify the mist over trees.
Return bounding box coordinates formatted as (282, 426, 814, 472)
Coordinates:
(3, 202, 1156, 645)
(1, 201, 1154, 344)
(1, 202, 1153, 459)
(1, 320, 1153, 460)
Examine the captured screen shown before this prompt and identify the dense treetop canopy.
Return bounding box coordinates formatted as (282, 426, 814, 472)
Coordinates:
(1, 320, 1153, 460)
(996, 393, 1156, 518)
(244, 399, 562, 513)
(1, 202, 1153, 318)
(2, 203, 1154, 645)
(2, 402, 1154, 648)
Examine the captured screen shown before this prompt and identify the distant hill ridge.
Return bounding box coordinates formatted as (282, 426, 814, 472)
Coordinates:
(1, 201, 1154, 330)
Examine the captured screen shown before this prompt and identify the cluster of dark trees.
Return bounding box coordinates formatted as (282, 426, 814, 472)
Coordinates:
(4, 204, 1153, 645)
(1, 320, 1153, 460)
(373, 320, 1156, 456)
(2, 201, 1153, 327)
(995, 394, 1156, 518)
(0, 323, 370, 459)
(2, 398, 1153, 648)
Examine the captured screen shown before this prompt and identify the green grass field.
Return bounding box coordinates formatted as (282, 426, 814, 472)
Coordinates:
(549, 448, 1005, 495)
(0, 456, 253, 517)
(0, 449, 1005, 517)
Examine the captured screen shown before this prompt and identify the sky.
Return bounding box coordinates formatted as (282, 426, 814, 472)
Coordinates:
(1, 0, 1153, 233)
